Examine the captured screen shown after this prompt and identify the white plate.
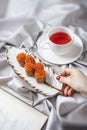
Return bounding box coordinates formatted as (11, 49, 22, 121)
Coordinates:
(0, 54, 12, 82)
(6, 47, 63, 96)
(37, 33, 83, 65)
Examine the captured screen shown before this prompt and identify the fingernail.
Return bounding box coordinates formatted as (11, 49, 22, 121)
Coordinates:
(56, 76, 60, 80)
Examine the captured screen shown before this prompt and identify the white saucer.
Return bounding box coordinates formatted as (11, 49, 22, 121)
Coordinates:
(37, 33, 83, 65)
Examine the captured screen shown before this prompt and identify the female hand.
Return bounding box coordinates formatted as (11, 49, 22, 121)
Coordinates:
(56, 68, 87, 97)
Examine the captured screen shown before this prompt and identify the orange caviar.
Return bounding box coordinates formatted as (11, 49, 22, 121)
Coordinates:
(25, 62, 34, 72)
(16, 52, 46, 82)
(34, 70, 46, 79)
(16, 52, 26, 62)
(25, 55, 35, 64)
(34, 62, 44, 71)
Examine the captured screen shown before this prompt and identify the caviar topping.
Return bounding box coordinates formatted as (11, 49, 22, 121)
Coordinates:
(16, 52, 26, 62)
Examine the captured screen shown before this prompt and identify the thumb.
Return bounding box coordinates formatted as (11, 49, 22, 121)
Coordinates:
(56, 76, 70, 85)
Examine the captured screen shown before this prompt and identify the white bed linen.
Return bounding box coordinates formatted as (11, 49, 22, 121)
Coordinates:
(0, 0, 87, 130)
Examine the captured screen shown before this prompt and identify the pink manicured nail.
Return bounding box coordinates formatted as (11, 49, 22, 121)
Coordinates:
(56, 76, 60, 80)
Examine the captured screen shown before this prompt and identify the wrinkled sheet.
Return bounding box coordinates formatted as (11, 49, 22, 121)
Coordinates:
(0, 0, 87, 130)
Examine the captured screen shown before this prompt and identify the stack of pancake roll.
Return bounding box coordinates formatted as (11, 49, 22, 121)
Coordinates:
(16, 52, 46, 83)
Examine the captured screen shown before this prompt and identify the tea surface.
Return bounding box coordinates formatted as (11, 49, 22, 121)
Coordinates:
(50, 32, 71, 45)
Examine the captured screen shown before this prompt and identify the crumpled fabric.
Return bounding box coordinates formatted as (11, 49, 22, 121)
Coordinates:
(0, 0, 87, 130)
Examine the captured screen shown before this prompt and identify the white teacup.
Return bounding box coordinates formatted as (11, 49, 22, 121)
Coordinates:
(47, 26, 74, 55)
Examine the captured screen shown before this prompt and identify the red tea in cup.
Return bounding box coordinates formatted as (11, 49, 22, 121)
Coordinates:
(48, 26, 74, 55)
(49, 32, 71, 45)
